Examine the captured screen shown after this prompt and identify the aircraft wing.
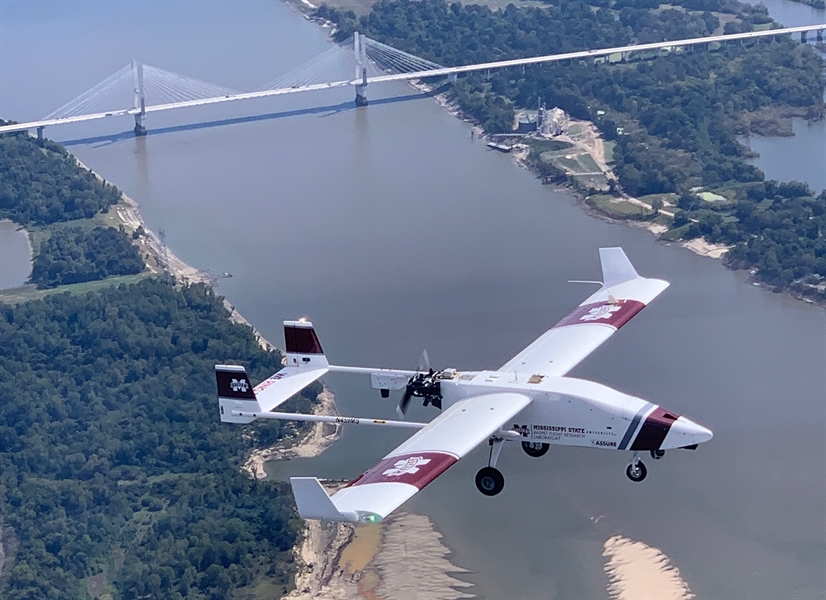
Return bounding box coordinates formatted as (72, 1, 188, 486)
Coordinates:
(290, 392, 531, 523)
(500, 248, 669, 377)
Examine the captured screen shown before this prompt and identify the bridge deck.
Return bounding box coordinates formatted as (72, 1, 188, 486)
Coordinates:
(1, 24, 823, 135)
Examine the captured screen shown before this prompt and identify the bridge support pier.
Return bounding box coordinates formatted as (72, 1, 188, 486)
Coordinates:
(36, 126, 44, 140)
(354, 32, 369, 107)
(355, 84, 368, 107)
(801, 31, 807, 43)
(132, 60, 147, 136)
(134, 114, 147, 137)
(817, 30, 823, 43)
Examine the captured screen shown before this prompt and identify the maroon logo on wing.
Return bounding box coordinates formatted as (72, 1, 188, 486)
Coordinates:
(554, 299, 645, 330)
(350, 452, 458, 490)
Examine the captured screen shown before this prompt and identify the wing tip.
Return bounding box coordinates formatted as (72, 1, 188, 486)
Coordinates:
(290, 477, 359, 523)
(599, 247, 639, 288)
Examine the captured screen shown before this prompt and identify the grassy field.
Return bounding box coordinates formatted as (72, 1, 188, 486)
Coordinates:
(0, 273, 149, 304)
(586, 194, 653, 219)
(603, 140, 616, 164)
(574, 173, 611, 190)
(525, 138, 573, 154)
(27, 202, 129, 253)
(636, 193, 679, 207)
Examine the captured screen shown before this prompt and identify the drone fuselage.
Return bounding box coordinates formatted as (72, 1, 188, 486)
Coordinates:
(438, 370, 711, 452)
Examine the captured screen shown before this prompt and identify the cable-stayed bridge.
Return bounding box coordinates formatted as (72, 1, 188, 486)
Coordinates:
(1, 25, 824, 138)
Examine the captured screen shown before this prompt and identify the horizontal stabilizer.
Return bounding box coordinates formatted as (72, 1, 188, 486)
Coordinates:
(216, 364, 327, 423)
(290, 477, 358, 522)
(255, 366, 328, 412)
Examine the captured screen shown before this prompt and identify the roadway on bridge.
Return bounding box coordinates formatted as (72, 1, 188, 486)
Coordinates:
(0, 24, 824, 136)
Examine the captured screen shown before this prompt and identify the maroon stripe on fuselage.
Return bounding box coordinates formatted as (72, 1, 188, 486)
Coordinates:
(554, 299, 645, 330)
(284, 325, 324, 354)
(630, 407, 678, 451)
(348, 452, 458, 491)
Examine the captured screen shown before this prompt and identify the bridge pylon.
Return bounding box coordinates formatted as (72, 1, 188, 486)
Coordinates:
(354, 32, 369, 107)
(132, 60, 147, 136)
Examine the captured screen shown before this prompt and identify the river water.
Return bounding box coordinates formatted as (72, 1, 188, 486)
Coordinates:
(740, 0, 826, 193)
(0, 221, 31, 290)
(1, 2, 824, 599)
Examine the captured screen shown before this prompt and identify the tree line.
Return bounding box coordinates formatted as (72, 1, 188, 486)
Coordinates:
(0, 125, 312, 597)
(318, 0, 823, 195)
(0, 125, 121, 226)
(676, 182, 826, 297)
(30, 226, 145, 288)
(316, 0, 825, 296)
(0, 280, 311, 599)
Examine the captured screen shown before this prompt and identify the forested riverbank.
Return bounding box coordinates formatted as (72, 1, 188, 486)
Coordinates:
(0, 129, 315, 599)
(316, 0, 826, 301)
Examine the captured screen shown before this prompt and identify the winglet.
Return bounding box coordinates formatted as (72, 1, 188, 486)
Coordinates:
(290, 477, 359, 522)
(599, 247, 640, 288)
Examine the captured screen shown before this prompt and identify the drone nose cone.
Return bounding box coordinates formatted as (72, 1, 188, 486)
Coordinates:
(662, 416, 713, 449)
(685, 419, 713, 444)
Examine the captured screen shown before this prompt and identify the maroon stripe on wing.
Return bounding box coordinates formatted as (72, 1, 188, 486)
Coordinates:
(348, 452, 458, 490)
(554, 299, 645, 330)
(630, 407, 679, 451)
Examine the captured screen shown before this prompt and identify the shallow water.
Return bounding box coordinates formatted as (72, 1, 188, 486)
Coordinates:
(0, 221, 31, 290)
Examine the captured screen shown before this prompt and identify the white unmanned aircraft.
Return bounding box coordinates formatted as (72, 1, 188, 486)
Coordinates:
(216, 248, 712, 523)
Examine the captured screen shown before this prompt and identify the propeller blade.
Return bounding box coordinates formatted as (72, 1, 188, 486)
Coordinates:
(417, 349, 430, 373)
(397, 386, 414, 418)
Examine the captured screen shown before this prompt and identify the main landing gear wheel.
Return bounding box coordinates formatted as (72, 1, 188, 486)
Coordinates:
(521, 441, 550, 458)
(626, 461, 647, 482)
(475, 467, 505, 496)
(650, 449, 665, 460)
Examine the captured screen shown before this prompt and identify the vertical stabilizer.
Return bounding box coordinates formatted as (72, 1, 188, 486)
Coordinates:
(284, 321, 329, 369)
(216, 365, 260, 423)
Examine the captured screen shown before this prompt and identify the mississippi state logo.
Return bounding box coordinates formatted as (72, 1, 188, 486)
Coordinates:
(230, 378, 249, 393)
(580, 304, 621, 322)
(382, 456, 431, 477)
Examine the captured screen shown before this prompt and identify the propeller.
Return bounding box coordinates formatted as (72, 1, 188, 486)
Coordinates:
(397, 350, 442, 418)
(418, 349, 431, 373)
(397, 388, 414, 419)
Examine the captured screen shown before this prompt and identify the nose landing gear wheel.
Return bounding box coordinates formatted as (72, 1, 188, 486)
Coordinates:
(521, 441, 550, 457)
(475, 467, 505, 496)
(626, 461, 647, 482)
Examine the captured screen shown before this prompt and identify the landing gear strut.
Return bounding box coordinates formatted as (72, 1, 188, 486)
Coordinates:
(626, 453, 647, 482)
(475, 437, 505, 496)
(521, 441, 550, 458)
